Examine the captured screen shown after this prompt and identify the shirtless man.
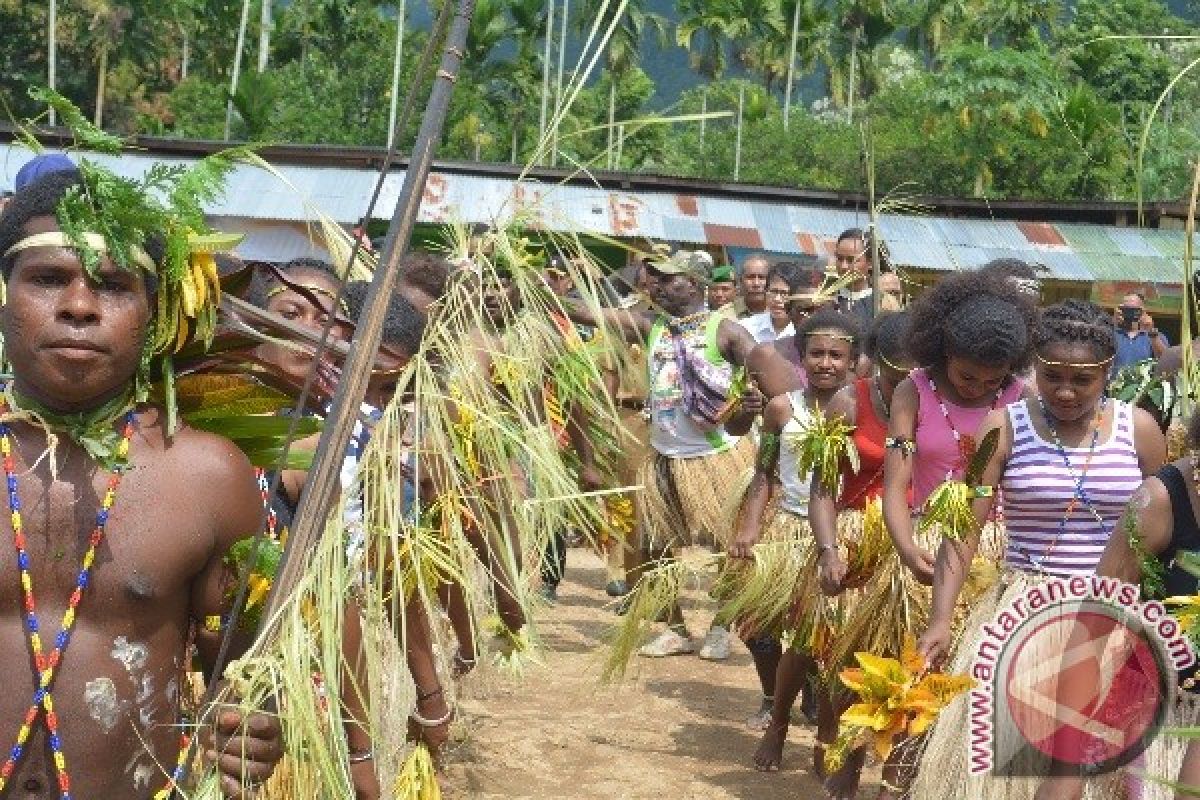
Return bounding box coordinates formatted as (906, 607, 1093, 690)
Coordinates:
(0, 171, 281, 797)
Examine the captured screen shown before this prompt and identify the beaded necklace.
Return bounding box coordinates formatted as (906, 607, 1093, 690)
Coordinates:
(926, 374, 1003, 480)
(1020, 398, 1108, 574)
(0, 402, 191, 799)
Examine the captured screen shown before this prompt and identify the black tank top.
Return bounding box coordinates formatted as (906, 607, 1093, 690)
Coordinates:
(1157, 464, 1200, 690)
(1158, 464, 1200, 598)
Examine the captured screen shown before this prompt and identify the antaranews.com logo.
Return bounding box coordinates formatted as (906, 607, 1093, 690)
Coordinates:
(968, 575, 1195, 778)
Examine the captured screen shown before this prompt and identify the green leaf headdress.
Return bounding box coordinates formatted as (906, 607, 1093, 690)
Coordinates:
(7, 88, 247, 430)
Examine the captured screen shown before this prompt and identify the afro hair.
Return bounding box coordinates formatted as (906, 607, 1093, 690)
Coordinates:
(799, 308, 862, 357)
(905, 267, 1035, 371)
(343, 280, 427, 356)
(1033, 299, 1116, 364)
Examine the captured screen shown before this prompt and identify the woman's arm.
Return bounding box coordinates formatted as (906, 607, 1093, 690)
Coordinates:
(882, 379, 934, 584)
(918, 408, 1011, 665)
(729, 395, 792, 559)
(1095, 477, 1172, 583)
(810, 386, 857, 595)
(1132, 406, 1167, 478)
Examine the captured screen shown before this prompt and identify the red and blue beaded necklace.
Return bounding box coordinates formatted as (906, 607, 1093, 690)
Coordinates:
(0, 401, 195, 800)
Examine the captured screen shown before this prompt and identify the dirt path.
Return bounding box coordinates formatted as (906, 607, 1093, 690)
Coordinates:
(440, 548, 878, 799)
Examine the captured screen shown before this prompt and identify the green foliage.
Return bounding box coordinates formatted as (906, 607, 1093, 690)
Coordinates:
(2, 0, 1197, 203)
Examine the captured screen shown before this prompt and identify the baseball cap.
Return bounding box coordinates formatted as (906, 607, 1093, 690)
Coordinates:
(710, 264, 734, 283)
(650, 250, 712, 282)
(15, 153, 78, 191)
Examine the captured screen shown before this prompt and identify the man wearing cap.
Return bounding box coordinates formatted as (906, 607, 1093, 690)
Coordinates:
(14, 152, 77, 191)
(707, 264, 737, 313)
(561, 248, 763, 660)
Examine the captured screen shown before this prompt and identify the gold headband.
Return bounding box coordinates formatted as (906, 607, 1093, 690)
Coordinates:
(878, 352, 910, 373)
(3, 231, 156, 271)
(266, 282, 351, 316)
(804, 327, 855, 342)
(1035, 352, 1114, 369)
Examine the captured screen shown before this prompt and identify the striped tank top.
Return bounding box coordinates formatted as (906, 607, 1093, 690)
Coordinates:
(1001, 399, 1142, 577)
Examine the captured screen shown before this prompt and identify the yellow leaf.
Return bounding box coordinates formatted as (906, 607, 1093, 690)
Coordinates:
(246, 573, 271, 609)
(900, 633, 925, 676)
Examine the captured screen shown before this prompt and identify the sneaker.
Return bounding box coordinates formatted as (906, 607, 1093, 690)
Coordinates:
(638, 629, 695, 657)
(698, 625, 733, 661)
(605, 579, 629, 597)
(537, 584, 558, 605)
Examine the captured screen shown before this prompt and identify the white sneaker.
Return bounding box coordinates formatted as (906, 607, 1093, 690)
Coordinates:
(638, 629, 696, 657)
(698, 625, 733, 661)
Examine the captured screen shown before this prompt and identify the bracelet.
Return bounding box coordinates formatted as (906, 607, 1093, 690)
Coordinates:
(816, 543, 836, 557)
(410, 705, 454, 728)
(417, 686, 444, 703)
(348, 750, 374, 764)
(884, 436, 915, 456)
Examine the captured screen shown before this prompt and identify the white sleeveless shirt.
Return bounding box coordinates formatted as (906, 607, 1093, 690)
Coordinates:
(777, 390, 812, 517)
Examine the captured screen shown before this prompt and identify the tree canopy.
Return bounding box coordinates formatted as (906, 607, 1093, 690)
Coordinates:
(1, 0, 1198, 201)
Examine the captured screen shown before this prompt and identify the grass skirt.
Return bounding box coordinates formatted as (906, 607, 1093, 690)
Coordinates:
(1141, 692, 1200, 800)
(635, 437, 754, 552)
(909, 570, 1124, 800)
(787, 510, 870, 670)
(712, 504, 810, 640)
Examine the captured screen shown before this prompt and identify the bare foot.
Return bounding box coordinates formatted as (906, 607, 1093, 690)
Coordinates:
(822, 745, 866, 799)
(754, 720, 788, 772)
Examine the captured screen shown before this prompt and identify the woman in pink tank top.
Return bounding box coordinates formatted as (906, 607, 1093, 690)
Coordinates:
(909, 300, 1165, 800)
(883, 266, 1035, 586)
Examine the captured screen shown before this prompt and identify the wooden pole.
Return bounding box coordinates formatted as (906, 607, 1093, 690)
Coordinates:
(864, 119, 881, 315)
(552, 0, 569, 166)
(257, 0, 477, 628)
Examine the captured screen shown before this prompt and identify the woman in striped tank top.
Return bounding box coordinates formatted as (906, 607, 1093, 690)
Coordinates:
(911, 300, 1165, 800)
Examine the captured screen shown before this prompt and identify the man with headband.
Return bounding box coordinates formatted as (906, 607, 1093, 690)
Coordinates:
(0, 162, 283, 795)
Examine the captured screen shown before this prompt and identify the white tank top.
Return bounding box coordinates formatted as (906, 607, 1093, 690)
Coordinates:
(777, 390, 812, 517)
(647, 316, 740, 458)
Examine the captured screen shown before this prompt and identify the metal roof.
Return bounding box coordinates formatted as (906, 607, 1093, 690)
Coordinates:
(3, 145, 1196, 284)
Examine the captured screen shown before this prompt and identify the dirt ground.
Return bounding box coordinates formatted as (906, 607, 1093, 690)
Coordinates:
(439, 548, 879, 799)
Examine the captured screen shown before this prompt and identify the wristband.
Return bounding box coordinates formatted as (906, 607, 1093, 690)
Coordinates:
(348, 750, 374, 764)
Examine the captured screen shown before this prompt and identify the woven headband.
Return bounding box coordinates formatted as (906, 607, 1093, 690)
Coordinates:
(3, 231, 156, 271)
(1034, 352, 1114, 369)
(878, 352, 910, 373)
(804, 327, 855, 342)
(266, 282, 351, 316)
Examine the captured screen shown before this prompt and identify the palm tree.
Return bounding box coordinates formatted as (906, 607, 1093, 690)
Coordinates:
(466, 0, 516, 65)
(904, 0, 980, 64)
(579, 0, 667, 165)
(676, 0, 740, 80)
(82, 0, 133, 127)
(973, 0, 1061, 46)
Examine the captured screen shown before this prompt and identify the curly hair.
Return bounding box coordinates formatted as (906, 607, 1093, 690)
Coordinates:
(1033, 299, 1116, 364)
(800, 308, 862, 358)
(343, 280, 427, 356)
(767, 260, 823, 294)
(246, 257, 341, 309)
(866, 310, 910, 364)
(400, 250, 451, 301)
(0, 170, 165, 291)
(906, 268, 1035, 371)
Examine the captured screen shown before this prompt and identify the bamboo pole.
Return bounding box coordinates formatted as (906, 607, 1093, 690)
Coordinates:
(386, 0, 408, 151)
(864, 119, 881, 315)
(257, 0, 477, 629)
(224, 0, 253, 140)
(783, 0, 800, 131)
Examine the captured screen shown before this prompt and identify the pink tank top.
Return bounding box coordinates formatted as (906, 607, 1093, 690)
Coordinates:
(910, 367, 1024, 507)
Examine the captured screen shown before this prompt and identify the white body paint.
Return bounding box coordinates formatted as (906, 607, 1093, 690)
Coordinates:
(84, 677, 120, 733)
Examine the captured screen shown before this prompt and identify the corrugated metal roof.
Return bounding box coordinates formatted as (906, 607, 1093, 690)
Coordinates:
(3, 145, 1195, 284)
